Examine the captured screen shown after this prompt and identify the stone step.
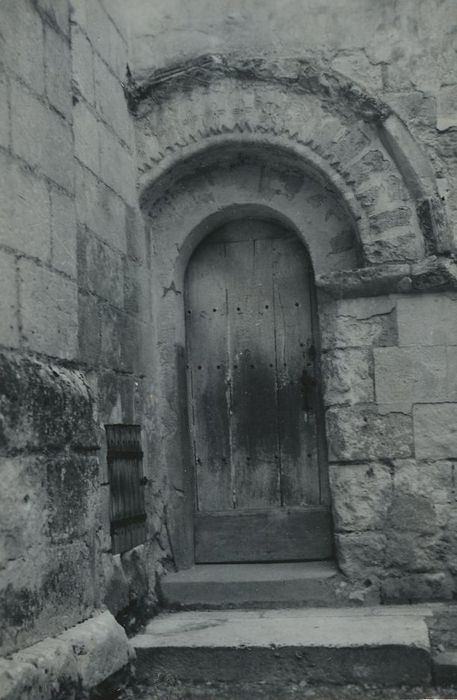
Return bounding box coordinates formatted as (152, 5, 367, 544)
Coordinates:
(159, 561, 380, 609)
(132, 605, 433, 687)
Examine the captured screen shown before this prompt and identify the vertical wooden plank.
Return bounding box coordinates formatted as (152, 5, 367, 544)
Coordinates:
(185, 242, 232, 511)
(225, 223, 281, 509)
(273, 236, 321, 505)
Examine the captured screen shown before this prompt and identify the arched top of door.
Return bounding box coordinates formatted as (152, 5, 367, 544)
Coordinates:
(131, 55, 453, 293)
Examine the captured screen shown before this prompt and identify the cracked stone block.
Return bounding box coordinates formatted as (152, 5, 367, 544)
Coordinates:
(319, 295, 397, 349)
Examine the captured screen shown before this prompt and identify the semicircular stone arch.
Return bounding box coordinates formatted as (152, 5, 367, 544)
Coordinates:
(131, 58, 450, 571)
(132, 58, 448, 266)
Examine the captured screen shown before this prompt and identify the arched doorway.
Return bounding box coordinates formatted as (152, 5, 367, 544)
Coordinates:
(185, 217, 331, 563)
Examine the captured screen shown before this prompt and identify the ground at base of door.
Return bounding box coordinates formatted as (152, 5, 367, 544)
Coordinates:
(113, 680, 457, 700)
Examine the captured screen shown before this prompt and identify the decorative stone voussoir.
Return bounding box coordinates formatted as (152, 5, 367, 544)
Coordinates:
(132, 55, 441, 266)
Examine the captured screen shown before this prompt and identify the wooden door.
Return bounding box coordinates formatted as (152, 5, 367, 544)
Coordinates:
(185, 219, 331, 563)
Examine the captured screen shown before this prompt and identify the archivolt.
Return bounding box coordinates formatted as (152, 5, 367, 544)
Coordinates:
(130, 54, 452, 268)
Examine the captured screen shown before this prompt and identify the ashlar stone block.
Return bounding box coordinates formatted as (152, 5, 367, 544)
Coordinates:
(322, 347, 373, 406)
(11, 81, 73, 191)
(50, 188, 77, 278)
(75, 162, 126, 252)
(374, 346, 448, 408)
(330, 462, 392, 532)
(0, 0, 45, 93)
(0, 154, 51, 261)
(397, 293, 457, 346)
(437, 84, 457, 132)
(414, 403, 457, 459)
(0, 250, 19, 348)
(319, 295, 397, 350)
(19, 259, 78, 359)
(44, 24, 72, 120)
(327, 404, 413, 461)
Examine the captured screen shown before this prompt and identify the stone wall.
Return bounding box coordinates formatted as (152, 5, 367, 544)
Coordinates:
(124, 0, 457, 601)
(0, 0, 169, 661)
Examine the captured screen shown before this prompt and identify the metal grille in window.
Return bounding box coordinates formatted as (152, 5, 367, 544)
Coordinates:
(106, 424, 147, 554)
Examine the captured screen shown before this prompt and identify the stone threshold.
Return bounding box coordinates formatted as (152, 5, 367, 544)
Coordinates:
(132, 605, 436, 687)
(159, 561, 381, 608)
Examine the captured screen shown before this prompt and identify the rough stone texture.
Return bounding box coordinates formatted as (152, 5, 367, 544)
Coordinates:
(0, 0, 164, 670)
(413, 404, 457, 459)
(374, 346, 449, 408)
(397, 292, 457, 346)
(321, 348, 373, 406)
(0, 251, 19, 348)
(19, 259, 79, 360)
(0, 611, 133, 700)
(329, 463, 392, 532)
(326, 405, 413, 462)
(2, 0, 457, 669)
(133, 607, 432, 686)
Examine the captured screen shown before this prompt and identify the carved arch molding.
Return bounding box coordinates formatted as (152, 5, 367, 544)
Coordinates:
(129, 56, 456, 568)
(131, 54, 455, 299)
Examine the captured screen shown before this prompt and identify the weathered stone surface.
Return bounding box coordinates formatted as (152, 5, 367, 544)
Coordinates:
(326, 405, 413, 461)
(0, 0, 45, 93)
(1, 541, 97, 655)
(50, 188, 77, 279)
(19, 260, 79, 359)
(47, 455, 100, 543)
(433, 650, 457, 686)
(0, 351, 98, 453)
(382, 573, 454, 603)
(60, 610, 134, 690)
(437, 84, 457, 132)
(71, 24, 96, 105)
(0, 250, 19, 348)
(78, 291, 102, 364)
(74, 162, 127, 252)
(133, 606, 432, 686)
(397, 292, 457, 346)
(0, 153, 51, 261)
(11, 80, 73, 192)
(374, 346, 448, 407)
(98, 121, 136, 205)
(413, 404, 457, 459)
(385, 531, 447, 573)
(0, 611, 133, 699)
(94, 52, 133, 146)
(321, 348, 373, 406)
(0, 73, 9, 148)
(77, 227, 125, 307)
(330, 463, 392, 532)
(44, 24, 72, 120)
(316, 264, 410, 299)
(73, 99, 100, 175)
(335, 532, 386, 579)
(319, 296, 397, 349)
